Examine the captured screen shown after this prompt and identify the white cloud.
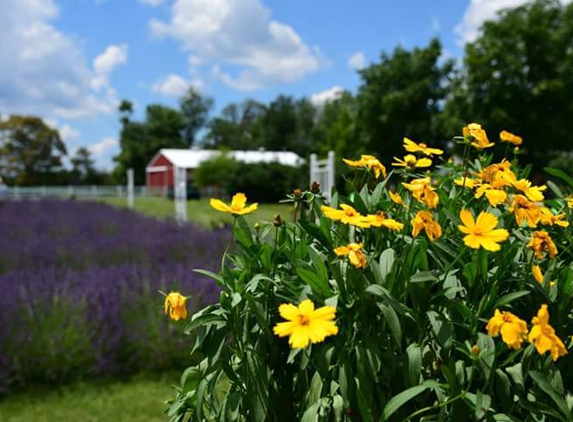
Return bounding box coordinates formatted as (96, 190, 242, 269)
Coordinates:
(0, 0, 121, 120)
(59, 124, 80, 143)
(310, 86, 344, 106)
(151, 73, 204, 97)
(94, 44, 128, 76)
(139, 0, 166, 5)
(454, 0, 571, 44)
(347, 51, 366, 70)
(431, 16, 441, 33)
(150, 0, 323, 91)
(88, 137, 117, 156)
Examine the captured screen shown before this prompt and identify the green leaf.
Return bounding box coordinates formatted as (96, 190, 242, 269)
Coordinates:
(494, 291, 530, 308)
(381, 381, 439, 420)
(545, 167, 573, 190)
(306, 372, 324, 407)
(530, 370, 572, 421)
(379, 248, 395, 282)
(379, 304, 402, 345)
(184, 306, 225, 334)
(193, 269, 224, 285)
(297, 267, 331, 297)
(406, 344, 422, 387)
(410, 271, 438, 283)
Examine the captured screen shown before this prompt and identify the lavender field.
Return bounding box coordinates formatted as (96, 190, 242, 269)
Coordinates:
(0, 200, 227, 394)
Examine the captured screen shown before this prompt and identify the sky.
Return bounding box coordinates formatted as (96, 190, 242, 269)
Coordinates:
(0, 0, 540, 170)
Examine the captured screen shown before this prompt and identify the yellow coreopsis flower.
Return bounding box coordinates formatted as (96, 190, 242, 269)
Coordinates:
(392, 154, 432, 169)
(411, 211, 442, 242)
(512, 179, 546, 202)
(388, 190, 404, 206)
(463, 123, 494, 149)
(500, 130, 523, 146)
(528, 231, 558, 259)
(334, 242, 368, 268)
(321, 204, 371, 228)
(343, 155, 387, 179)
(528, 304, 567, 361)
(210, 193, 258, 216)
(479, 160, 517, 187)
(458, 209, 509, 252)
(362, 211, 404, 231)
(474, 184, 508, 207)
(454, 177, 481, 189)
(403, 137, 443, 156)
(486, 309, 528, 349)
(509, 195, 541, 227)
(273, 299, 338, 349)
(164, 292, 188, 321)
(402, 177, 440, 209)
(566, 196, 573, 209)
(539, 207, 569, 228)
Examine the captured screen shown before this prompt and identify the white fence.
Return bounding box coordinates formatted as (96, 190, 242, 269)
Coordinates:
(4, 185, 150, 200)
(310, 151, 335, 201)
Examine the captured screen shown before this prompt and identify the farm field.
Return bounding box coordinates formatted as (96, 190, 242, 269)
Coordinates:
(97, 197, 293, 228)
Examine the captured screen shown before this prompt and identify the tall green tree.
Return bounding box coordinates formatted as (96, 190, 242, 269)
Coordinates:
(180, 88, 214, 147)
(0, 115, 67, 185)
(258, 95, 299, 153)
(70, 147, 96, 182)
(448, 0, 573, 166)
(357, 38, 454, 162)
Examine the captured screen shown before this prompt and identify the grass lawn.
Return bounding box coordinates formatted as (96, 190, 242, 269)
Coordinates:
(0, 373, 178, 422)
(97, 197, 293, 229)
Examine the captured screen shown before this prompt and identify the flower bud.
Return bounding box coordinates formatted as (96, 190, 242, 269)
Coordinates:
(273, 214, 282, 227)
(293, 188, 302, 198)
(310, 181, 320, 194)
(471, 344, 480, 356)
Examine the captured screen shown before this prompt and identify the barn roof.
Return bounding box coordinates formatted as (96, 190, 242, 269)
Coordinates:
(149, 149, 303, 169)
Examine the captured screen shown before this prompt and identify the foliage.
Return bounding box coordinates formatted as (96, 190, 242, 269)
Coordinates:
(0, 200, 227, 394)
(194, 154, 240, 192)
(0, 115, 67, 185)
(180, 88, 214, 147)
(170, 127, 573, 421)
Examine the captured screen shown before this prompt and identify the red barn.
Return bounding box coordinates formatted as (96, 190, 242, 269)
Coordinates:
(146, 149, 302, 195)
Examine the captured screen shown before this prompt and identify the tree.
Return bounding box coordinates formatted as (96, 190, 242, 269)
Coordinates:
(356, 38, 454, 162)
(448, 0, 573, 167)
(0, 115, 67, 185)
(70, 147, 96, 183)
(258, 95, 299, 153)
(179, 88, 214, 147)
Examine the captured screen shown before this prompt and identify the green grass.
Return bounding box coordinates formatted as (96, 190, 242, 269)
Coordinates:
(97, 197, 293, 228)
(0, 373, 178, 422)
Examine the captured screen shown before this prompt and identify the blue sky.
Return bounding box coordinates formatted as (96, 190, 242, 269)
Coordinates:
(0, 0, 532, 170)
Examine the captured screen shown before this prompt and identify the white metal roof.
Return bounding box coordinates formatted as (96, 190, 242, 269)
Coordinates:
(149, 149, 303, 169)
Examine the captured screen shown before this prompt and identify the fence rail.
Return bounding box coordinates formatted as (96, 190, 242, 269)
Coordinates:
(4, 185, 153, 200)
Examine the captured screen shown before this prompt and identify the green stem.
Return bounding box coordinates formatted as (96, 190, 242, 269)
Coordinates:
(220, 217, 237, 271)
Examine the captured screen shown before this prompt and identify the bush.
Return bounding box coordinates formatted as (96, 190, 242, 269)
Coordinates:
(170, 126, 573, 421)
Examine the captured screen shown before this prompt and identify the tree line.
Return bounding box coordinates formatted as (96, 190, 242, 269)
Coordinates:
(1, 0, 572, 186)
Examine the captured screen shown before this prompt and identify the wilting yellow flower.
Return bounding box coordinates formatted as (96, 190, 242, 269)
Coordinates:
(392, 154, 432, 169)
(528, 231, 558, 259)
(539, 207, 569, 228)
(343, 155, 387, 179)
(402, 177, 440, 209)
(164, 292, 188, 321)
(403, 137, 444, 156)
(509, 195, 541, 227)
(388, 190, 404, 206)
(458, 209, 509, 252)
(487, 309, 528, 349)
(474, 184, 508, 207)
(334, 243, 368, 268)
(362, 212, 404, 231)
(512, 179, 546, 202)
(321, 204, 371, 228)
(454, 177, 480, 189)
(532, 265, 556, 287)
(567, 196, 573, 209)
(528, 304, 567, 361)
(463, 123, 494, 149)
(273, 299, 338, 349)
(500, 130, 523, 146)
(479, 160, 517, 187)
(210, 193, 258, 215)
(411, 211, 442, 242)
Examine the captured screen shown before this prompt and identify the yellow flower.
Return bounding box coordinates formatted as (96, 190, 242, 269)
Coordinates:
(539, 207, 569, 228)
(500, 130, 523, 146)
(334, 243, 368, 268)
(509, 195, 541, 227)
(512, 179, 546, 202)
(388, 190, 404, 206)
(479, 160, 517, 187)
(458, 209, 509, 252)
(532, 265, 556, 287)
(486, 309, 528, 349)
(210, 193, 258, 215)
(362, 211, 404, 231)
(273, 299, 338, 349)
(402, 177, 440, 209)
(567, 196, 573, 209)
(528, 304, 567, 361)
(164, 292, 188, 321)
(392, 154, 432, 169)
(411, 211, 442, 242)
(321, 204, 371, 228)
(528, 231, 558, 259)
(454, 177, 480, 189)
(403, 137, 443, 156)
(463, 123, 494, 149)
(474, 184, 507, 207)
(343, 155, 387, 179)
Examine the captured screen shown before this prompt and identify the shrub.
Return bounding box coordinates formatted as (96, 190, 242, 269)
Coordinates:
(170, 126, 573, 421)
